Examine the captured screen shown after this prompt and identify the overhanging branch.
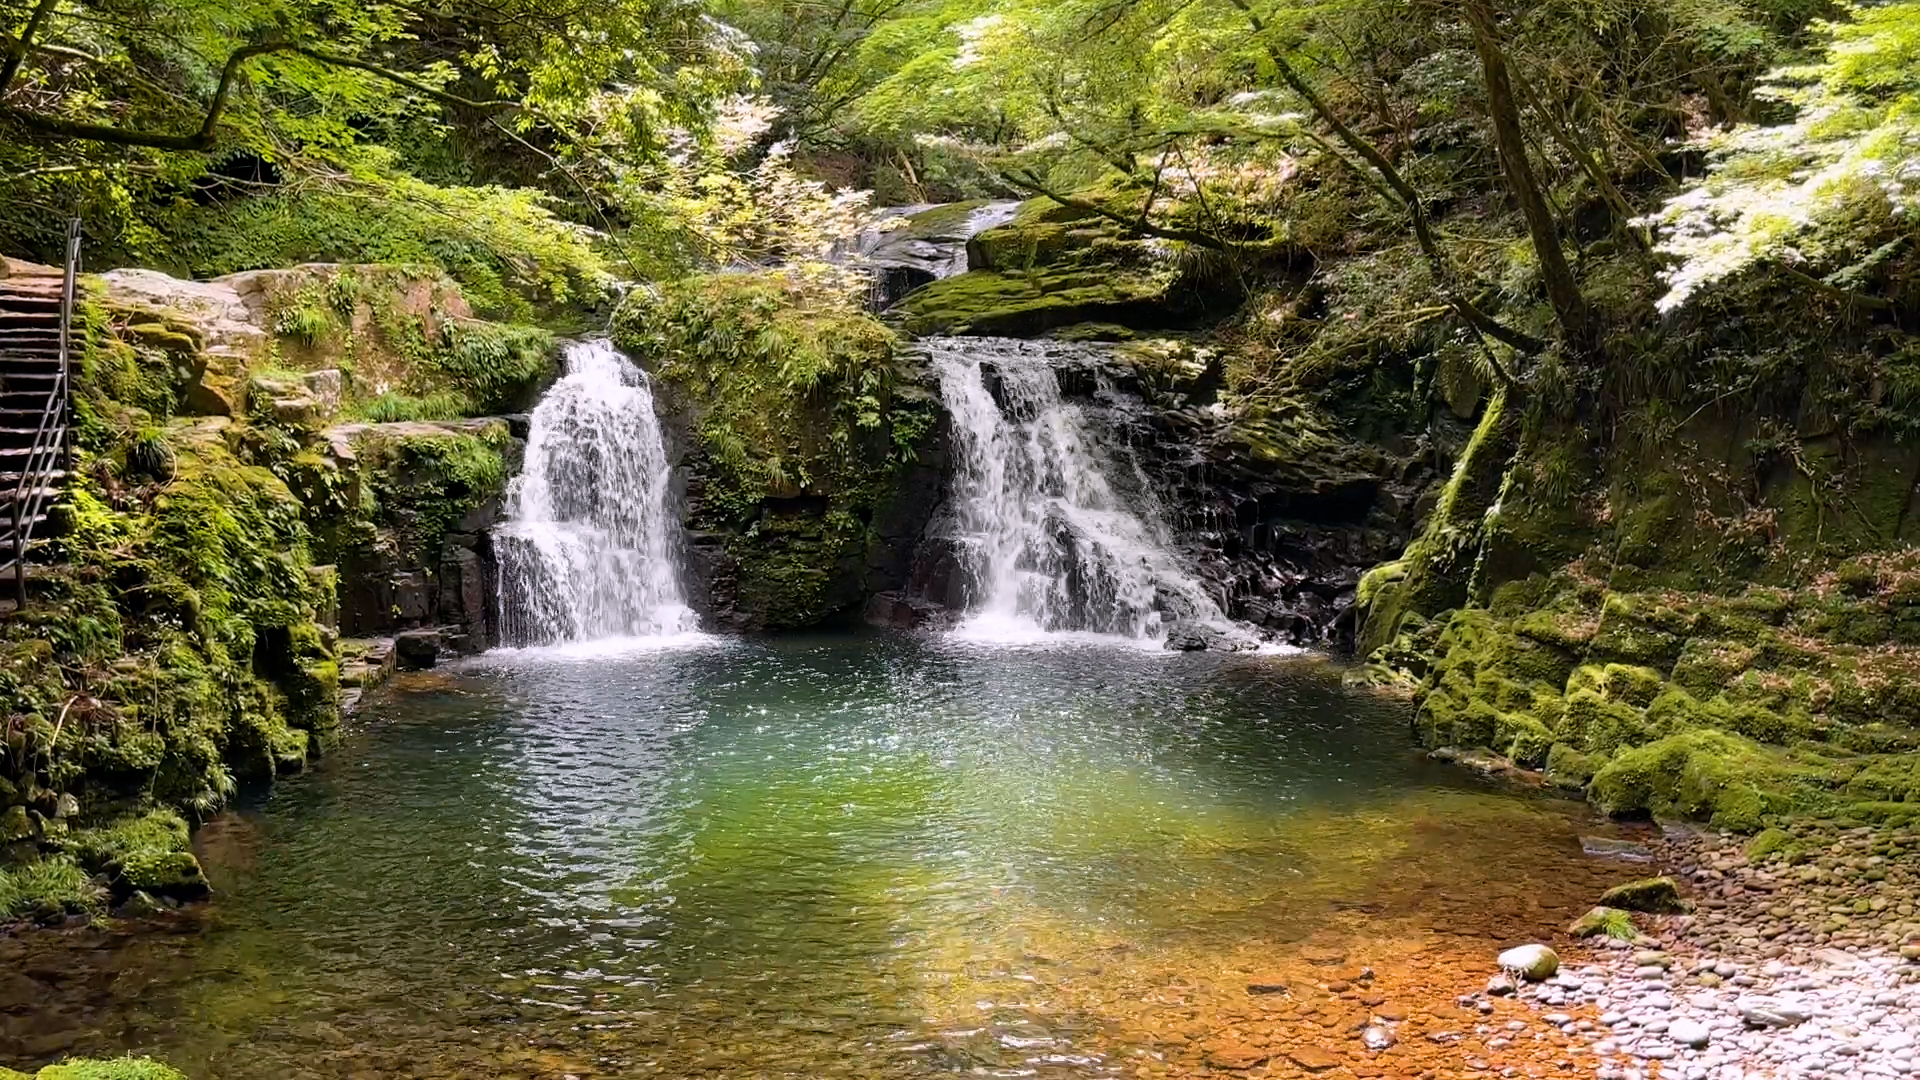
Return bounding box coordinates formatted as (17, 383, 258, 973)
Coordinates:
(1, 40, 525, 151)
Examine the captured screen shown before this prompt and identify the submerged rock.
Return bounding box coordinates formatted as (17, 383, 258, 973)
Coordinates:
(1497, 944, 1560, 982)
(1579, 836, 1653, 861)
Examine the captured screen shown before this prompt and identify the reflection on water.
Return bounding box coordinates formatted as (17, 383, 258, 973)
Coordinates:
(1, 633, 1622, 1079)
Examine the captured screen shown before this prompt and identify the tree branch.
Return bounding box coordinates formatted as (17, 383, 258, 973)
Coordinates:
(0, 40, 524, 151)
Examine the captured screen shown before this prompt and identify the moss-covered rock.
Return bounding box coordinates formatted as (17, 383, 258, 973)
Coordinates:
(615, 272, 944, 630)
(33, 1058, 189, 1080)
(893, 194, 1244, 338)
(1568, 906, 1637, 939)
(1589, 730, 1817, 830)
(114, 849, 210, 901)
(1598, 876, 1689, 914)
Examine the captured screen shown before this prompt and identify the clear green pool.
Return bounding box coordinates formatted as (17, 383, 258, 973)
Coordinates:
(3, 632, 1618, 1079)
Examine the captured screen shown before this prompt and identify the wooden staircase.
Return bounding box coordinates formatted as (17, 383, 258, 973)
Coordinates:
(0, 220, 79, 608)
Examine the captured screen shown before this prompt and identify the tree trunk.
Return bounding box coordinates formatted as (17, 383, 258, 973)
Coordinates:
(1463, 1, 1591, 349)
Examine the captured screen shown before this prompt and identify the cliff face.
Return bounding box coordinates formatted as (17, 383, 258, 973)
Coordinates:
(0, 260, 544, 921)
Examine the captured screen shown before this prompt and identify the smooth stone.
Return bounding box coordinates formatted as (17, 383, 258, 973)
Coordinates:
(1498, 944, 1560, 982)
(1672, 1019, 1712, 1048)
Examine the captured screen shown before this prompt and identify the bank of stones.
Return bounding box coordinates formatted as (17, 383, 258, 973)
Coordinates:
(1482, 822, 1920, 1079)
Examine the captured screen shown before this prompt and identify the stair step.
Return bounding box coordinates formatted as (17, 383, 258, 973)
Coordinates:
(0, 489, 64, 506)
(0, 435, 66, 457)
(0, 298, 61, 313)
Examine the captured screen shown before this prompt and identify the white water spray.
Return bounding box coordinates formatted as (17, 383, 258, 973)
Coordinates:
(495, 340, 697, 645)
(924, 338, 1241, 645)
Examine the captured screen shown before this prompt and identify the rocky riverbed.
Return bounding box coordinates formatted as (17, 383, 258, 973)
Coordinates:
(1477, 821, 1920, 1080)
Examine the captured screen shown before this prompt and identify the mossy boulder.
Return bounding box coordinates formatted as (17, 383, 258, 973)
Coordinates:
(894, 194, 1240, 338)
(1745, 827, 1803, 863)
(1598, 876, 1689, 914)
(114, 850, 210, 901)
(1568, 906, 1637, 939)
(34, 1058, 190, 1080)
(1587, 730, 1825, 831)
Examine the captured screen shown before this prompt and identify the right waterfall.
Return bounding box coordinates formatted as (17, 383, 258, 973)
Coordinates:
(923, 336, 1243, 645)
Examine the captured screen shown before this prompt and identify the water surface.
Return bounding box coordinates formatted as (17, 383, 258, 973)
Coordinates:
(4, 633, 1622, 1079)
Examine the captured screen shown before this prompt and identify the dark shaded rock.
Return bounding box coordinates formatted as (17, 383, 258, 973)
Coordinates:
(394, 629, 440, 670)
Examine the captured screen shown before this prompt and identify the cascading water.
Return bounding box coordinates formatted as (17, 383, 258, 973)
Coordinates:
(924, 337, 1246, 646)
(494, 339, 697, 645)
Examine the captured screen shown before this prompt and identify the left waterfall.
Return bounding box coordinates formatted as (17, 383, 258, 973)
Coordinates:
(494, 339, 698, 645)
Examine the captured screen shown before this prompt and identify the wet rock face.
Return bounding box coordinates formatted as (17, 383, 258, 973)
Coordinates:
(899, 340, 1422, 648)
(651, 374, 951, 634)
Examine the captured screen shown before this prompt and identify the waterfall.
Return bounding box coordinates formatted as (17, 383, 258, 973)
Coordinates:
(923, 337, 1245, 646)
(494, 339, 697, 645)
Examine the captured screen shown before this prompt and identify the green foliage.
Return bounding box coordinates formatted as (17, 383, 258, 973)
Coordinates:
(1650, 1, 1920, 310)
(356, 428, 512, 567)
(0, 857, 101, 920)
(0, 0, 747, 277)
(425, 321, 557, 415)
(170, 186, 612, 319)
(1568, 905, 1638, 940)
(351, 392, 468, 424)
(62, 809, 191, 870)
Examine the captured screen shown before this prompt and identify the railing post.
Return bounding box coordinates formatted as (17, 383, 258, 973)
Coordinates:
(12, 498, 23, 608)
(60, 218, 78, 478)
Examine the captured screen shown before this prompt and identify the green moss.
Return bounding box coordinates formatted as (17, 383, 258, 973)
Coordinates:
(115, 849, 210, 900)
(1588, 730, 1832, 831)
(1745, 827, 1803, 862)
(1495, 710, 1556, 766)
(1671, 638, 1763, 696)
(1359, 389, 1519, 656)
(1546, 742, 1601, 786)
(615, 273, 939, 628)
(1563, 689, 1654, 754)
(62, 809, 190, 869)
(895, 266, 1174, 337)
(34, 1057, 190, 1080)
(354, 426, 510, 567)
